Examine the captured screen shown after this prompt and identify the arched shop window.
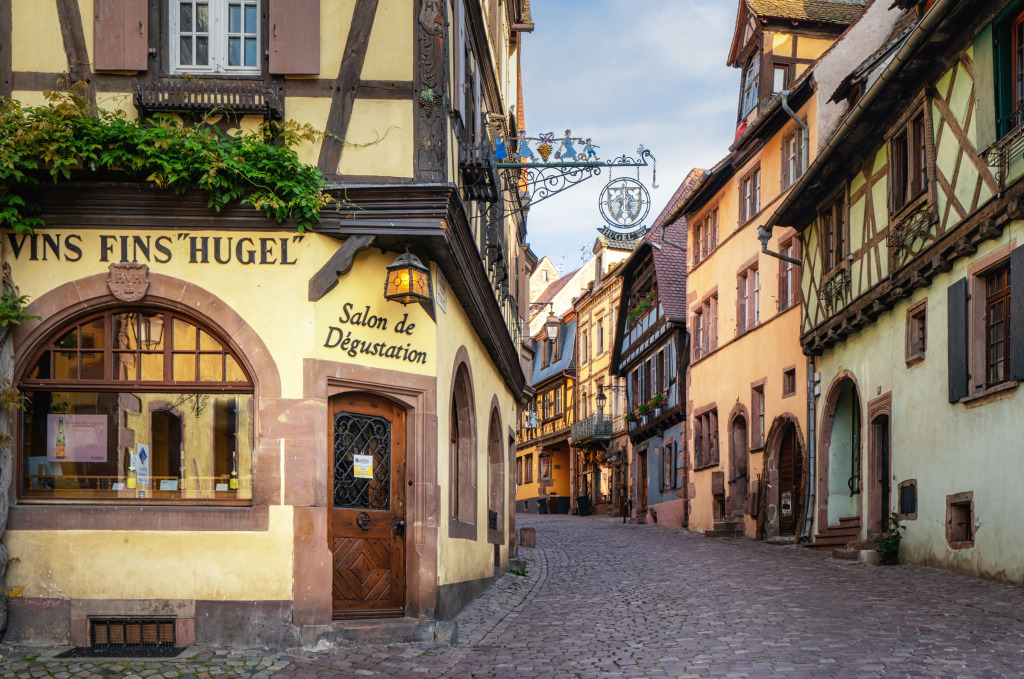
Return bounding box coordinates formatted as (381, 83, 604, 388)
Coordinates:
(19, 308, 254, 503)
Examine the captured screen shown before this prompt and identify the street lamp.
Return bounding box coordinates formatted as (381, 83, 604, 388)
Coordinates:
(596, 389, 607, 416)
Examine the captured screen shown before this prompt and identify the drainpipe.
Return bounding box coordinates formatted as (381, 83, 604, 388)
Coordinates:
(800, 355, 817, 542)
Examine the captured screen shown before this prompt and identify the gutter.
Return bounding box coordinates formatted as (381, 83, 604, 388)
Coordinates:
(763, 0, 959, 232)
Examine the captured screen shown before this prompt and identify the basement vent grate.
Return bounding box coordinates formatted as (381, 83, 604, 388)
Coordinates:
(56, 618, 183, 658)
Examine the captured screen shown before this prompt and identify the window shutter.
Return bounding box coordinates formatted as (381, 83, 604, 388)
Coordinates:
(93, 0, 148, 71)
(947, 277, 970, 403)
(1011, 245, 1024, 381)
(269, 0, 320, 75)
(455, 0, 466, 118)
(974, 26, 997, 151)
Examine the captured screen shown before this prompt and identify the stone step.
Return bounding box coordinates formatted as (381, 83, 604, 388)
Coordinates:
(304, 617, 457, 647)
(705, 528, 745, 538)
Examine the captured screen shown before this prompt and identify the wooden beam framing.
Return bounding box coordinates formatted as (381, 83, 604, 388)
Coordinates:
(307, 234, 376, 302)
(0, 0, 11, 99)
(55, 0, 96, 105)
(317, 0, 379, 174)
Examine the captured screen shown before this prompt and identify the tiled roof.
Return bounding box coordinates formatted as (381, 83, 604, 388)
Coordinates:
(645, 169, 705, 323)
(746, 0, 867, 24)
(531, 318, 576, 385)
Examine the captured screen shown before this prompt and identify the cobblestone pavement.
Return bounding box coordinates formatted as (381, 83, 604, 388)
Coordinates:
(5, 514, 1024, 678)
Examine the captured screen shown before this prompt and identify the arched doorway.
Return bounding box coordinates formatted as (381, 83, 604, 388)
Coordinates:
(728, 415, 749, 515)
(776, 423, 802, 535)
(487, 407, 504, 548)
(825, 379, 861, 526)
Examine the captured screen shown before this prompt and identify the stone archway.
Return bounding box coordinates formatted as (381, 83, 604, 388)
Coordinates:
(818, 373, 863, 530)
(727, 405, 750, 517)
(486, 400, 504, 547)
(763, 414, 806, 539)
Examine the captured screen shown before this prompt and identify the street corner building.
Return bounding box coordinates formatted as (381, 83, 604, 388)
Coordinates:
(0, 0, 536, 648)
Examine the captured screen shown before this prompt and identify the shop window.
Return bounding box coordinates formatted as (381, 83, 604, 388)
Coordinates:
(946, 491, 975, 549)
(20, 309, 253, 503)
(905, 300, 928, 365)
(170, 1, 261, 74)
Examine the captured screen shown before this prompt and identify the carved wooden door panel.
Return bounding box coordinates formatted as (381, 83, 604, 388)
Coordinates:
(329, 394, 406, 619)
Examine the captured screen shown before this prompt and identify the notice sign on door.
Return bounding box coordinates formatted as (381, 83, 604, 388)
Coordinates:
(781, 491, 793, 517)
(353, 454, 374, 478)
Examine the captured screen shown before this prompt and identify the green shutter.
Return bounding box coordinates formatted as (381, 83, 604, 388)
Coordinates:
(947, 277, 970, 403)
(974, 25, 997, 151)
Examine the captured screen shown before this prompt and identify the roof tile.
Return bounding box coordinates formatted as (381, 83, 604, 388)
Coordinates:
(746, 0, 866, 24)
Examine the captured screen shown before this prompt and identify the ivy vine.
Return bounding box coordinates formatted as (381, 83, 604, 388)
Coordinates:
(0, 83, 333, 233)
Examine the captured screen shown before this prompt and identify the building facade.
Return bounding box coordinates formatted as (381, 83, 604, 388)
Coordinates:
(569, 239, 632, 516)
(1, 0, 534, 647)
(769, 0, 1024, 582)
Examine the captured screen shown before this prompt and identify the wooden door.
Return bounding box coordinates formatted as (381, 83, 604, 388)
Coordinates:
(777, 425, 801, 535)
(729, 418, 748, 514)
(638, 452, 648, 512)
(329, 393, 406, 619)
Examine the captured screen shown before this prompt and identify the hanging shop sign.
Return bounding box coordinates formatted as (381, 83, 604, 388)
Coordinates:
(597, 177, 651, 241)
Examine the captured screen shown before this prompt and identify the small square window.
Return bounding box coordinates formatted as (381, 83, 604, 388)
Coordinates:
(782, 368, 797, 397)
(945, 491, 974, 549)
(905, 300, 927, 365)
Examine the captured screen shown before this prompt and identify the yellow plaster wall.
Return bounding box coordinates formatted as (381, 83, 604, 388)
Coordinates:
(685, 97, 816, 534)
(6, 505, 294, 600)
(12, 0, 67, 73)
(796, 37, 834, 60)
(337, 99, 415, 178)
(314, 0, 356, 79)
(434, 269, 517, 585)
(361, 0, 414, 81)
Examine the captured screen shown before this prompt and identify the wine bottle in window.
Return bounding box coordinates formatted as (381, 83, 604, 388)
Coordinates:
(55, 417, 66, 459)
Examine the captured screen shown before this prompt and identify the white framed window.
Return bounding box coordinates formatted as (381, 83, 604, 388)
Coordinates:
(171, 1, 261, 74)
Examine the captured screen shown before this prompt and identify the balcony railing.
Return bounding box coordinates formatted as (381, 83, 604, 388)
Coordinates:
(571, 414, 613, 446)
(133, 79, 284, 119)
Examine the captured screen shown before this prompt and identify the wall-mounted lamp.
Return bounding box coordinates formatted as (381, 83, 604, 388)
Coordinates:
(384, 251, 432, 305)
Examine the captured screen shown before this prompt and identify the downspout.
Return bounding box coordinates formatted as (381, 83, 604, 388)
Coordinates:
(800, 355, 817, 542)
(780, 89, 818, 542)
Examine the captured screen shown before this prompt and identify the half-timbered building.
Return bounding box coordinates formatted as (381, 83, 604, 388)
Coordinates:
(671, 0, 871, 539)
(609, 172, 701, 527)
(767, 0, 1024, 581)
(0, 0, 535, 647)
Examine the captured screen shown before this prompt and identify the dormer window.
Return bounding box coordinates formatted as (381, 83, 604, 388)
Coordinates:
(740, 52, 761, 117)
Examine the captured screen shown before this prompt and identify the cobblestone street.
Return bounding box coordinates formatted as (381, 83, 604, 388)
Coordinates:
(5, 514, 1024, 678)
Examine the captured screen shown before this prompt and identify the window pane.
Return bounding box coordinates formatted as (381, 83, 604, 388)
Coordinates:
(54, 352, 78, 380)
(114, 352, 137, 381)
(196, 3, 209, 32)
(56, 329, 78, 350)
(139, 313, 165, 351)
(180, 2, 193, 32)
(173, 319, 197, 350)
(199, 330, 222, 351)
(141, 353, 164, 381)
(80, 318, 105, 349)
(225, 355, 246, 382)
(173, 354, 197, 382)
(20, 391, 253, 501)
(245, 4, 257, 33)
(29, 352, 51, 380)
(196, 37, 209, 66)
(244, 37, 257, 67)
(81, 352, 104, 380)
(229, 4, 241, 32)
(113, 314, 137, 350)
(180, 37, 193, 66)
(228, 37, 241, 67)
(199, 354, 223, 381)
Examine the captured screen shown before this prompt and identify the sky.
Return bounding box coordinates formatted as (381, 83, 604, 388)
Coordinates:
(519, 0, 742, 272)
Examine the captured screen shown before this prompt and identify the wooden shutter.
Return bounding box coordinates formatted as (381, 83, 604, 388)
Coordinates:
(269, 0, 320, 75)
(93, 0, 148, 71)
(454, 0, 466, 118)
(947, 277, 970, 403)
(1010, 245, 1024, 381)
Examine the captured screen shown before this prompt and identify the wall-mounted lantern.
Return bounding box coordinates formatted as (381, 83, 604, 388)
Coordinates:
(384, 251, 431, 305)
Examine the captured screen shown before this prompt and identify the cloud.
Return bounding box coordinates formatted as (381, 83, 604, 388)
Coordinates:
(520, 0, 741, 271)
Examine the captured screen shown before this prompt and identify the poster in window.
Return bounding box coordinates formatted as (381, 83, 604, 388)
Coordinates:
(540, 456, 551, 480)
(46, 414, 107, 462)
(353, 454, 374, 479)
(132, 443, 151, 493)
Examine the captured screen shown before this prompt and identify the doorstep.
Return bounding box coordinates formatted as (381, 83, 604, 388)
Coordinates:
(302, 618, 457, 648)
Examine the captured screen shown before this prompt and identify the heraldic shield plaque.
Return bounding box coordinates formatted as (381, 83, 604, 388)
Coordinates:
(107, 262, 150, 302)
(598, 177, 651, 241)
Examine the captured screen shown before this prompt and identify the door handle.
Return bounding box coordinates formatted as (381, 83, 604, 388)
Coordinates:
(392, 519, 405, 537)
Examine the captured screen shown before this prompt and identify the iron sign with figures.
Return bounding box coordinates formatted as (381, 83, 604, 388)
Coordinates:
(598, 177, 652, 241)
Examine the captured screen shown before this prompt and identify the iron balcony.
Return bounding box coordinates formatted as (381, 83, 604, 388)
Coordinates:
(570, 413, 613, 447)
